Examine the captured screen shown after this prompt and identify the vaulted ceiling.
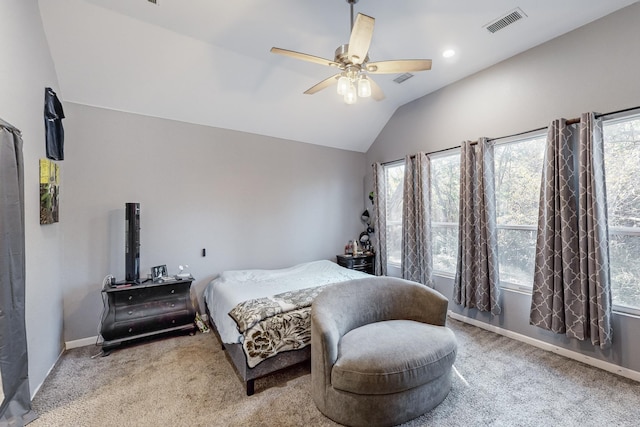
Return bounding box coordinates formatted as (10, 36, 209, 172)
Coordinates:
(39, 0, 638, 152)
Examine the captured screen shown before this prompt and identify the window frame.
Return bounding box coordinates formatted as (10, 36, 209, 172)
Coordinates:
(429, 149, 461, 278)
(601, 111, 640, 317)
(491, 131, 547, 292)
(383, 160, 405, 268)
(381, 110, 640, 317)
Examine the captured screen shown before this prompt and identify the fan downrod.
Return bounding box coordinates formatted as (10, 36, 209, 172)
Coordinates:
(347, 0, 359, 31)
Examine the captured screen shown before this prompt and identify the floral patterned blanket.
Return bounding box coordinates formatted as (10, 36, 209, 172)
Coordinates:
(228, 285, 328, 368)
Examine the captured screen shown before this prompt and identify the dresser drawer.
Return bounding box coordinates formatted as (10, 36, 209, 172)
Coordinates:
(351, 257, 371, 267)
(106, 310, 194, 339)
(114, 299, 188, 322)
(336, 254, 375, 274)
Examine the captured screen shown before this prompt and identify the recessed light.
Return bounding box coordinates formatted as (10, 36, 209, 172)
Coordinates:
(442, 49, 456, 58)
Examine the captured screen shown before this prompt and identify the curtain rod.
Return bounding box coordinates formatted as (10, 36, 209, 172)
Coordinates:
(378, 105, 640, 167)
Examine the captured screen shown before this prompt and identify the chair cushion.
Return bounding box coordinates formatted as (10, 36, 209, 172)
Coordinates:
(331, 320, 457, 395)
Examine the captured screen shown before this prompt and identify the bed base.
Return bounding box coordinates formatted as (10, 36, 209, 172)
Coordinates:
(206, 306, 311, 395)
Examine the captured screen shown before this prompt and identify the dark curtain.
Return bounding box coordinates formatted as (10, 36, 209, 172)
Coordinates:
(530, 113, 612, 348)
(0, 119, 36, 425)
(453, 138, 501, 314)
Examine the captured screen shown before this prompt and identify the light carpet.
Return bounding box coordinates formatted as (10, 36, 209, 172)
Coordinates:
(30, 319, 639, 426)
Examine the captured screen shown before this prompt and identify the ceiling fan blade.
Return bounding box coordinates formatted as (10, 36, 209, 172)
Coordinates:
(304, 74, 341, 95)
(348, 13, 374, 65)
(271, 47, 340, 68)
(368, 76, 385, 101)
(366, 59, 432, 74)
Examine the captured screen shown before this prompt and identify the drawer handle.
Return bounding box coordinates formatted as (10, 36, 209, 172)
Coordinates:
(171, 320, 176, 324)
(170, 290, 175, 294)
(128, 296, 133, 300)
(128, 310, 133, 315)
(170, 303, 175, 307)
(128, 328, 133, 333)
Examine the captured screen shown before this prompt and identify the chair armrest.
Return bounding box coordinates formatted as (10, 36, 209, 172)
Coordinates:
(311, 302, 341, 409)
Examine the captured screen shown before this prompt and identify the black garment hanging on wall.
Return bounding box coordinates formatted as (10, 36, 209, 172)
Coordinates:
(0, 118, 37, 425)
(44, 87, 64, 161)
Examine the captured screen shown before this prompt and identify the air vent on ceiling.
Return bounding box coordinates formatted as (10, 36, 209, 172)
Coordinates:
(484, 7, 527, 34)
(393, 73, 414, 84)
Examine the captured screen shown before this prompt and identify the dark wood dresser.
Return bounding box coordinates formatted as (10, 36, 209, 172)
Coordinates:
(100, 278, 195, 353)
(336, 254, 375, 275)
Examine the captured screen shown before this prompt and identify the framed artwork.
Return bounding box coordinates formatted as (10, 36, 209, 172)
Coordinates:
(40, 158, 59, 225)
(151, 265, 168, 282)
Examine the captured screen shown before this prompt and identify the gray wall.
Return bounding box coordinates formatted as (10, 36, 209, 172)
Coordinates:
(368, 3, 640, 163)
(366, 3, 640, 374)
(0, 0, 65, 396)
(60, 103, 366, 341)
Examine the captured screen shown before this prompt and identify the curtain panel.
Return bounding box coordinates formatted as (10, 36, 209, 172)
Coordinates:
(0, 119, 37, 426)
(530, 113, 612, 348)
(372, 162, 387, 276)
(454, 138, 501, 314)
(401, 153, 434, 287)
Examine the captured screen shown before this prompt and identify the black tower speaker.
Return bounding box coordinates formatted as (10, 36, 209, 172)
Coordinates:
(125, 202, 140, 282)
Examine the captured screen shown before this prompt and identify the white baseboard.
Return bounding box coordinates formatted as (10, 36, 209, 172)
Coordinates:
(448, 311, 640, 383)
(65, 335, 99, 350)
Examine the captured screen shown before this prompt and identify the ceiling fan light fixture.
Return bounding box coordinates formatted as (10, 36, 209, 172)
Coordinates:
(357, 75, 371, 98)
(270, 0, 431, 104)
(344, 83, 357, 104)
(337, 75, 350, 95)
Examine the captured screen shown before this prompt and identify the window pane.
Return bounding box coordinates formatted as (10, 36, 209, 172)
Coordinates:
(496, 227, 537, 286)
(432, 224, 458, 273)
(430, 153, 460, 274)
(494, 136, 546, 287)
(386, 222, 402, 265)
(609, 233, 640, 309)
(603, 117, 640, 228)
(494, 137, 545, 226)
(385, 164, 404, 266)
(604, 115, 640, 310)
(431, 154, 460, 223)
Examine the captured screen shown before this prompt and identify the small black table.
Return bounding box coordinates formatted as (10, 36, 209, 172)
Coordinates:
(336, 254, 375, 275)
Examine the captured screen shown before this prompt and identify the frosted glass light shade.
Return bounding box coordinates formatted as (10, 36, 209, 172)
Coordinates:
(358, 76, 371, 98)
(337, 76, 349, 95)
(344, 84, 357, 104)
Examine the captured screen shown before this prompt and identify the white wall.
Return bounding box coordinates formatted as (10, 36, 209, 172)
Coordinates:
(366, 3, 640, 374)
(60, 103, 366, 341)
(0, 0, 65, 396)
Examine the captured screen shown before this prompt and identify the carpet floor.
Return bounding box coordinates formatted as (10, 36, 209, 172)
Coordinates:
(30, 319, 639, 426)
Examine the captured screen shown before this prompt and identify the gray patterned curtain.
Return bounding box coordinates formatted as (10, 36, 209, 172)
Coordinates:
(0, 119, 37, 425)
(454, 138, 501, 314)
(372, 162, 387, 276)
(530, 113, 612, 348)
(401, 153, 434, 286)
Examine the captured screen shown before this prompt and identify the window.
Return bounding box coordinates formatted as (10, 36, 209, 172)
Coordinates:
(385, 163, 404, 266)
(493, 135, 546, 288)
(430, 152, 460, 275)
(603, 114, 640, 311)
(383, 114, 640, 313)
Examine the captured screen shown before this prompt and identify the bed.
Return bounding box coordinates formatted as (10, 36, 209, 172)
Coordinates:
(204, 259, 370, 395)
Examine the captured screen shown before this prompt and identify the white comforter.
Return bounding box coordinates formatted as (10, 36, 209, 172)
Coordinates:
(204, 259, 369, 344)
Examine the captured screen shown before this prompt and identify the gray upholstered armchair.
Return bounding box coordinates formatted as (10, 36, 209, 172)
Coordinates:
(311, 276, 457, 427)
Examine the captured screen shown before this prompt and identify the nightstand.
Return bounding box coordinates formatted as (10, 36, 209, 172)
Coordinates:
(336, 254, 375, 275)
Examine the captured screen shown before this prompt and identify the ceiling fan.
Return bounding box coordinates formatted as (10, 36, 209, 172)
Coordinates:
(271, 0, 432, 104)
